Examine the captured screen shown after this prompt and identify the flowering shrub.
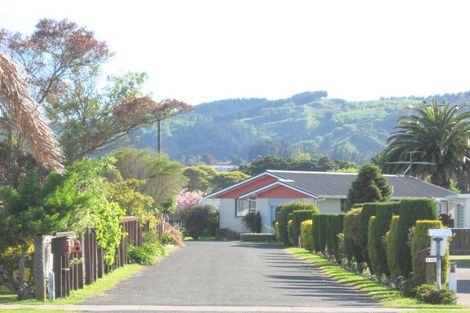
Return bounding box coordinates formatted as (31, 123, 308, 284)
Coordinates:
(176, 189, 203, 212)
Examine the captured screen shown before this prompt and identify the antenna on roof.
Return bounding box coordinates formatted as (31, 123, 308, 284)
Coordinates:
(386, 151, 435, 176)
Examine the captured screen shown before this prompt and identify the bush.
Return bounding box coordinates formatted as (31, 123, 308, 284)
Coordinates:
(326, 214, 345, 260)
(316, 214, 328, 253)
(182, 204, 219, 239)
(216, 228, 240, 240)
(128, 246, 154, 265)
(311, 214, 321, 253)
(243, 211, 262, 233)
(344, 207, 362, 264)
(240, 233, 276, 242)
(301, 220, 313, 251)
(292, 210, 314, 245)
(410, 220, 448, 285)
(141, 231, 166, 256)
(358, 203, 378, 271)
(386, 215, 400, 277)
(367, 216, 379, 275)
(415, 284, 457, 304)
(287, 219, 295, 245)
(395, 199, 439, 277)
(276, 201, 319, 245)
(372, 202, 401, 276)
(274, 222, 280, 241)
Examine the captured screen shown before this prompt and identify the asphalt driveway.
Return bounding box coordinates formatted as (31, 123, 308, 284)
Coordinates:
(85, 241, 379, 307)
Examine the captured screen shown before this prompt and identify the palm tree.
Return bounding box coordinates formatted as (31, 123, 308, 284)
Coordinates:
(0, 51, 64, 173)
(384, 99, 470, 189)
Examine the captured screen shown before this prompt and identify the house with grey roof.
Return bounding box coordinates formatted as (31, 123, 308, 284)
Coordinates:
(203, 170, 455, 233)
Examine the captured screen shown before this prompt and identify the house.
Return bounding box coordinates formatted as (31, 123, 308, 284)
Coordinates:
(203, 170, 455, 233)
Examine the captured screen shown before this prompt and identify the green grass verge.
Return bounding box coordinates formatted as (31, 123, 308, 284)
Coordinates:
(0, 246, 177, 305)
(406, 311, 470, 313)
(0, 310, 71, 313)
(286, 247, 463, 309)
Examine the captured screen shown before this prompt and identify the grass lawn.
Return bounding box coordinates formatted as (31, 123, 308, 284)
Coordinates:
(0, 245, 177, 305)
(0, 310, 72, 313)
(287, 247, 463, 309)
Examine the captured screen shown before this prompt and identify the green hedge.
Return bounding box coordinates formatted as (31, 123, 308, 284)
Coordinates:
(367, 217, 378, 275)
(276, 201, 319, 245)
(410, 220, 448, 285)
(301, 220, 313, 251)
(344, 207, 362, 264)
(274, 221, 280, 241)
(292, 210, 315, 245)
(316, 214, 328, 253)
(287, 219, 295, 245)
(240, 233, 276, 242)
(358, 203, 378, 270)
(395, 199, 439, 277)
(370, 201, 401, 276)
(311, 214, 321, 253)
(386, 215, 400, 277)
(326, 214, 345, 260)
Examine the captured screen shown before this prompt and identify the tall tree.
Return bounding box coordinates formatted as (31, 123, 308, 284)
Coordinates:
(347, 163, 392, 208)
(384, 100, 470, 188)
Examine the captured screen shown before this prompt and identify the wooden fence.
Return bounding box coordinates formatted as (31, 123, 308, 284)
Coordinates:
(50, 216, 157, 299)
(449, 228, 470, 255)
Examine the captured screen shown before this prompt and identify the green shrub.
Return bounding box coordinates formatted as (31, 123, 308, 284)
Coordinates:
(128, 246, 153, 265)
(395, 199, 438, 277)
(386, 215, 400, 277)
(368, 216, 379, 275)
(326, 214, 345, 260)
(141, 231, 166, 256)
(287, 219, 295, 245)
(240, 233, 276, 242)
(301, 220, 313, 251)
(276, 201, 319, 245)
(182, 204, 219, 239)
(372, 202, 401, 276)
(311, 214, 321, 253)
(274, 222, 280, 241)
(243, 211, 262, 233)
(358, 203, 377, 271)
(216, 228, 240, 240)
(415, 284, 457, 304)
(316, 214, 328, 253)
(292, 210, 314, 245)
(410, 220, 448, 285)
(344, 207, 362, 264)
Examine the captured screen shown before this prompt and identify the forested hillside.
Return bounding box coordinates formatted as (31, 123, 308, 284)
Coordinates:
(129, 91, 470, 165)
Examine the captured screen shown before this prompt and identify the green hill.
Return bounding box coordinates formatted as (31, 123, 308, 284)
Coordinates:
(129, 91, 470, 165)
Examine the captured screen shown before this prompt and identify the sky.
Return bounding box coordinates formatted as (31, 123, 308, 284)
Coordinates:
(1, 0, 470, 105)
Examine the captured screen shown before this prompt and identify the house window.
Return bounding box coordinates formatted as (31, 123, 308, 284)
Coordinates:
(340, 199, 347, 212)
(235, 199, 256, 217)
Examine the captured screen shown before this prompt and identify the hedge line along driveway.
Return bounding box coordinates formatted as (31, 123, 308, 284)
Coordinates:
(85, 241, 380, 307)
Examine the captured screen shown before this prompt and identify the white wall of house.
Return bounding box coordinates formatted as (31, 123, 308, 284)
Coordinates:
(447, 195, 470, 228)
(217, 199, 247, 233)
(316, 199, 342, 214)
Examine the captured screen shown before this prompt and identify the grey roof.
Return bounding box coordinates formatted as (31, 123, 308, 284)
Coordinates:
(267, 170, 455, 199)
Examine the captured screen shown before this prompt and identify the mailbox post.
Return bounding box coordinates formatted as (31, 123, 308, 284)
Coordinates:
(428, 228, 452, 290)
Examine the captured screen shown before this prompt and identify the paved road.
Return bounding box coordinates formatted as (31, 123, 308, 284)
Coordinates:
(85, 241, 379, 309)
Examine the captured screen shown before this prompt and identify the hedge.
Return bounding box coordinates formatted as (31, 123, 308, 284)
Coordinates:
(326, 214, 345, 260)
(316, 214, 328, 253)
(301, 220, 313, 251)
(311, 214, 321, 253)
(370, 201, 401, 276)
(344, 207, 362, 264)
(358, 203, 377, 270)
(410, 220, 448, 285)
(395, 199, 438, 277)
(274, 221, 280, 242)
(276, 201, 319, 245)
(240, 233, 276, 242)
(287, 218, 295, 245)
(292, 210, 315, 246)
(386, 215, 400, 277)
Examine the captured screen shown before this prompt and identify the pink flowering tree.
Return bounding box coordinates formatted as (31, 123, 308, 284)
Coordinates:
(176, 189, 203, 213)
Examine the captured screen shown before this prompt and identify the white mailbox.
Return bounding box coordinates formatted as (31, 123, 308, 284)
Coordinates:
(428, 228, 452, 257)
